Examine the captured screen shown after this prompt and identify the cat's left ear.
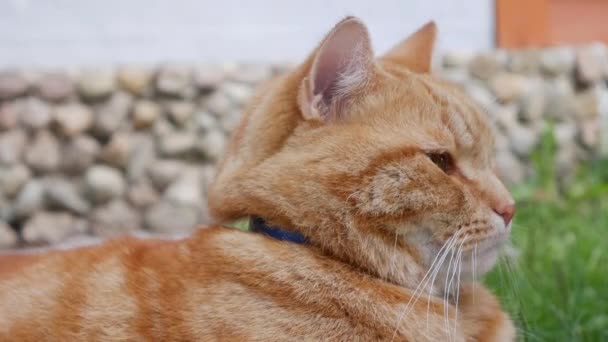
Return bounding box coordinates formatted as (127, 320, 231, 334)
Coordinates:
(381, 21, 437, 73)
(298, 17, 375, 122)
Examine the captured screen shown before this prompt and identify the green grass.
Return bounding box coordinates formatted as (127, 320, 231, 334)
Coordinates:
(485, 130, 608, 341)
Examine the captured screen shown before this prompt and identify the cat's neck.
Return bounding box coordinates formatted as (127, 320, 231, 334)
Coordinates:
(248, 209, 438, 296)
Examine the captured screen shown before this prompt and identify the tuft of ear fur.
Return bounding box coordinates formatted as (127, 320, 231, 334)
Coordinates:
(298, 17, 374, 122)
(381, 21, 437, 73)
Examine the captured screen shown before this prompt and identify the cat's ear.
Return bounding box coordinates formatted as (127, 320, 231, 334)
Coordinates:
(298, 17, 374, 122)
(381, 21, 437, 73)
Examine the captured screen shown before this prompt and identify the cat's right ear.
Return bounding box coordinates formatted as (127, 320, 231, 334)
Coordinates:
(298, 17, 374, 122)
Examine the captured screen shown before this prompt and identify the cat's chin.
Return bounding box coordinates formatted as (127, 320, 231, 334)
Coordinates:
(456, 232, 510, 279)
(423, 228, 510, 288)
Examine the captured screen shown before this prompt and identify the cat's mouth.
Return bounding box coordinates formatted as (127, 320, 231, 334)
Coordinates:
(457, 227, 512, 278)
(422, 226, 510, 283)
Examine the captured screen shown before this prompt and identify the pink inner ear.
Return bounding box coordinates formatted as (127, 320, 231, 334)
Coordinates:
(311, 19, 372, 108)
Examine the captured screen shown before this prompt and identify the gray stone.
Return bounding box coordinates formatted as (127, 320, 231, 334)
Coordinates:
(77, 67, 116, 99)
(492, 104, 518, 130)
(469, 53, 503, 80)
(0, 70, 28, 100)
(148, 159, 185, 191)
(493, 130, 510, 152)
(196, 129, 226, 161)
(12, 179, 45, 219)
(156, 65, 194, 97)
(45, 177, 90, 214)
(53, 102, 93, 136)
(442, 51, 474, 68)
(0, 164, 31, 198)
(36, 72, 74, 101)
(0, 102, 18, 131)
(555, 144, 579, 184)
(540, 47, 576, 76)
(579, 119, 599, 149)
(18, 97, 52, 130)
(488, 72, 530, 103)
(159, 132, 197, 157)
(508, 124, 538, 157)
(93, 91, 133, 137)
(152, 118, 174, 139)
(62, 135, 100, 173)
(576, 43, 608, 85)
(117, 66, 153, 96)
(166, 101, 195, 126)
(24, 130, 61, 173)
(127, 181, 159, 209)
(165, 169, 203, 207)
(22, 211, 87, 245)
(0, 221, 18, 249)
(574, 85, 608, 120)
(199, 165, 216, 196)
(554, 123, 577, 147)
(85, 165, 126, 204)
(0, 129, 26, 165)
(222, 82, 254, 105)
(218, 110, 241, 132)
(204, 91, 233, 115)
(495, 150, 525, 185)
(144, 200, 200, 234)
(439, 69, 470, 84)
(272, 62, 297, 74)
(126, 134, 156, 181)
(132, 100, 161, 129)
(196, 111, 218, 132)
(100, 133, 131, 168)
(600, 89, 608, 157)
(228, 64, 272, 84)
(519, 91, 546, 123)
(508, 50, 541, 74)
(90, 200, 141, 237)
(0, 193, 11, 222)
(544, 79, 577, 122)
(194, 65, 225, 90)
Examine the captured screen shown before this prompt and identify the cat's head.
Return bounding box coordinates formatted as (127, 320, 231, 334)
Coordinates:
(209, 17, 514, 290)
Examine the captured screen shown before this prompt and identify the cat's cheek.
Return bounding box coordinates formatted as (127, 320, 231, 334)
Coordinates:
(471, 247, 500, 276)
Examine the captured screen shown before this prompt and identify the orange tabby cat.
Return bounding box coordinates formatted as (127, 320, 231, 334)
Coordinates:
(0, 18, 516, 341)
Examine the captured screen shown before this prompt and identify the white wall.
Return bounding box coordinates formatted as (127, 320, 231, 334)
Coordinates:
(0, 0, 494, 67)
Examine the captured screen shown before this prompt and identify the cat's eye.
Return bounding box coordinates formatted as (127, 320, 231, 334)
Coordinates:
(426, 152, 455, 174)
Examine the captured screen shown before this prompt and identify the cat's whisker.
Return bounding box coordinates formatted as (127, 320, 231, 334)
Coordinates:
(443, 246, 457, 340)
(425, 233, 462, 331)
(473, 243, 478, 304)
(453, 238, 467, 340)
(393, 232, 459, 341)
(445, 237, 467, 342)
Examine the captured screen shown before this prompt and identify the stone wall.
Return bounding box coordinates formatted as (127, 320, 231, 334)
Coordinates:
(1, 44, 608, 249)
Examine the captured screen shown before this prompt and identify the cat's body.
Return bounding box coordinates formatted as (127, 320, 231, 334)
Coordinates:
(0, 18, 516, 341)
(0, 227, 511, 341)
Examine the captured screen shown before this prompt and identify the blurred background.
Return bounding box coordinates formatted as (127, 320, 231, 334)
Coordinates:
(0, 0, 607, 340)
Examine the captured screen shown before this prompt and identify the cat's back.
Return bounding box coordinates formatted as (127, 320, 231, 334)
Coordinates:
(0, 227, 425, 341)
(0, 230, 180, 340)
(0, 227, 346, 340)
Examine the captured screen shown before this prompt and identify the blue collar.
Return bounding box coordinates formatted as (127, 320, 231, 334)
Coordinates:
(249, 216, 308, 244)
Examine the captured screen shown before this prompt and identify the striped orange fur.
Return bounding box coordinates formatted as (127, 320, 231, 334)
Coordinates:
(0, 18, 515, 341)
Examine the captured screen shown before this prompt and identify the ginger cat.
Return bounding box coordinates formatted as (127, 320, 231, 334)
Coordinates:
(0, 18, 516, 341)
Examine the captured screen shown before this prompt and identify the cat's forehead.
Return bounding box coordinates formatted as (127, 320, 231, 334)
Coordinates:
(361, 72, 495, 161)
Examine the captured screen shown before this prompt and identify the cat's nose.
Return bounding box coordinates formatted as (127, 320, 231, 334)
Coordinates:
(494, 203, 515, 226)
